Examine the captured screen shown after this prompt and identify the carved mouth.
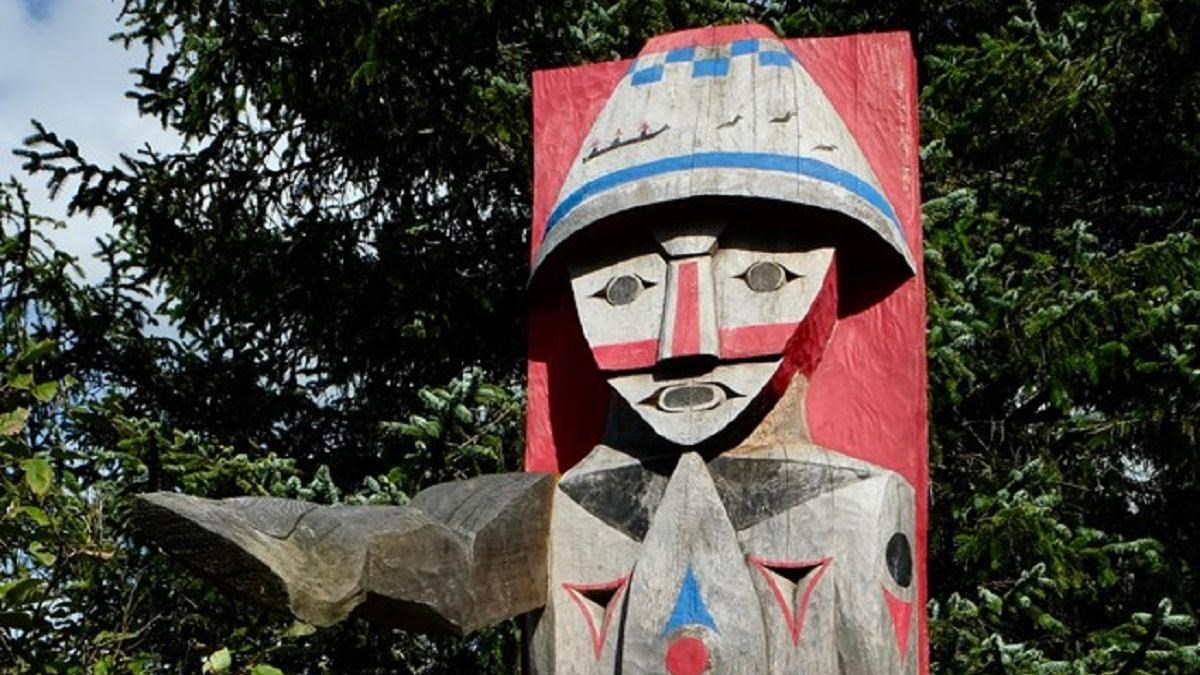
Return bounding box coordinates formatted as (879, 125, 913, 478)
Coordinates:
(644, 383, 740, 413)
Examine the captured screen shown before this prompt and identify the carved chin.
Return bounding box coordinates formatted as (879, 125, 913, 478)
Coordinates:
(607, 361, 780, 446)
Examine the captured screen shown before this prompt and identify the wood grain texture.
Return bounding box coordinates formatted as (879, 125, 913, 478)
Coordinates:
(532, 502, 639, 673)
(532, 442, 917, 673)
(735, 445, 918, 674)
(135, 472, 553, 635)
(620, 453, 767, 674)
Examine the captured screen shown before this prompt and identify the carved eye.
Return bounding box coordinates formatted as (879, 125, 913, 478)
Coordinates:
(604, 274, 644, 306)
(885, 533, 913, 588)
(743, 261, 789, 292)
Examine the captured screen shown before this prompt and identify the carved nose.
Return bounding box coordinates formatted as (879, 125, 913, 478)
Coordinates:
(658, 258, 719, 362)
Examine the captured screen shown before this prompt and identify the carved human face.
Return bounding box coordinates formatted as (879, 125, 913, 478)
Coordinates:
(569, 223, 836, 446)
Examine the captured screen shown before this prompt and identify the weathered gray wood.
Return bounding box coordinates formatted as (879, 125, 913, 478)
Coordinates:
(621, 453, 767, 674)
(135, 472, 553, 635)
(363, 472, 555, 633)
(735, 445, 918, 674)
(531, 448, 644, 673)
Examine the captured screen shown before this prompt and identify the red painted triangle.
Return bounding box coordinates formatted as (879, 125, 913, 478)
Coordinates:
(749, 556, 831, 645)
(883, 587, 914, 661)
(562, 576, 629, 658)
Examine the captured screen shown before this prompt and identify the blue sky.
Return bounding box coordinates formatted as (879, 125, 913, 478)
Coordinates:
(1, 0, 177, 280)
(21, 0, 54, 21)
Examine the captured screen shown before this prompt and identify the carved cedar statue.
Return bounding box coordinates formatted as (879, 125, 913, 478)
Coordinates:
(136, 24, 928, 674)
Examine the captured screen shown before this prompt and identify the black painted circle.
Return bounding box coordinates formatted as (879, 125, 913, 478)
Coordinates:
(886, 533, 913, 588)
(605, 274, 642, 306)
(745, 261, 786, 292)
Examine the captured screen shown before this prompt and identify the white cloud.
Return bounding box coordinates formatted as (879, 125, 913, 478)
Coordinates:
(0, 0, 179, 281)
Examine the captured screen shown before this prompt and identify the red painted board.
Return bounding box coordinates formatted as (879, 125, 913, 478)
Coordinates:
(785, 34, 928, 674)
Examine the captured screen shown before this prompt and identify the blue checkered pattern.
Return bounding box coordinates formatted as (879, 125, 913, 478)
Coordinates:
(627, 39, 797, 87)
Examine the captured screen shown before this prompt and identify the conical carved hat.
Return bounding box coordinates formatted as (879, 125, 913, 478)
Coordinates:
(531, 25, 915, 290)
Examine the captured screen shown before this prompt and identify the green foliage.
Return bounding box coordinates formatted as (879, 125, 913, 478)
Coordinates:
(0, 178, 523, 672)
(931, 461, 1199, 672)
(2, 0, 1199, 672)
(919, 0, 1200, 670)
(16, 0, 757, 487)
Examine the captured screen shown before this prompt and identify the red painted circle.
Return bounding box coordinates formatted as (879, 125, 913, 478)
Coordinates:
(665, 636, 709, 675)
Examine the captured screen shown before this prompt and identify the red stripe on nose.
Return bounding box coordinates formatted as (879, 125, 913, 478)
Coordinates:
(670, 261, 701, 357)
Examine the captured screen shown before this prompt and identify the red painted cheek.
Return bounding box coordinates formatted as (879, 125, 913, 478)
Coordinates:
(588, 321, 813, 370)
(591, 339, 659, 370)
(719, 258, 840, 363)
(718, 323, 798, 359)
(665, 636, 709, 675)
(588, 258, 838, 371)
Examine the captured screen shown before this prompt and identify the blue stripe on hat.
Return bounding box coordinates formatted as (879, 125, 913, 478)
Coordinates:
(545, 151, 904, 241)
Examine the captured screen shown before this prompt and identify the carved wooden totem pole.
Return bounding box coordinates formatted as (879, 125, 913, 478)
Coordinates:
(137, 25, 928, 674)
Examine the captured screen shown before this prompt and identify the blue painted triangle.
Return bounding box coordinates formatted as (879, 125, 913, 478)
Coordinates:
(661, 566, 719, 636)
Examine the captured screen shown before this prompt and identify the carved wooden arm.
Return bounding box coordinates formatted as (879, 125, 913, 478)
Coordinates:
(134, 472, 554, 635)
